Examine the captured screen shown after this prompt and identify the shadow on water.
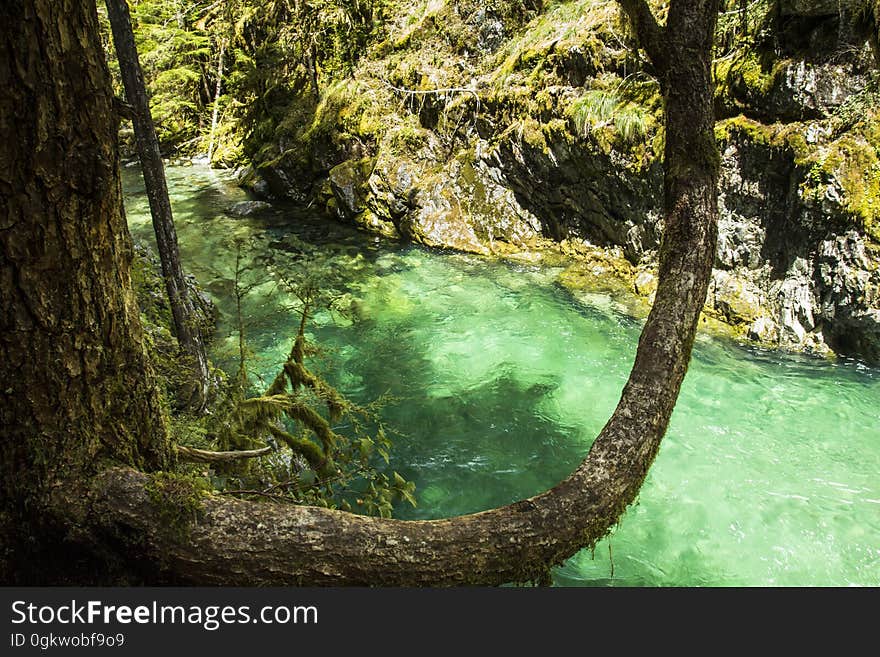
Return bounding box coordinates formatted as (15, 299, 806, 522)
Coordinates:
(124, 164, 880, 586)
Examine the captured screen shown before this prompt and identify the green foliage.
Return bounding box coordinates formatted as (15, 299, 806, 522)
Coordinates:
(125, 1, 215, 149)
(227, 0, 388, 161)
(102, 0, 388, 166)
(568, 82, 657, 148)
(714, 0, 775, 60)
(185, 237, 417, 516)
(130, 227, 416, 517)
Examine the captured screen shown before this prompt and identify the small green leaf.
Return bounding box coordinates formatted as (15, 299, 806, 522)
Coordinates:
(358, 437, 374, 460)
(400, 489, 417, 507)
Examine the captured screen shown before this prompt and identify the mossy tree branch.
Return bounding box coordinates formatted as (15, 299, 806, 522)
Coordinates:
(266, 425, 336, 478)
(617, 0, 669, 79)
(175, 445, 273, 463)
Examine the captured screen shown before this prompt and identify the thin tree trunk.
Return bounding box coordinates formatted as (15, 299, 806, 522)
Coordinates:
(206, 39, 225, 163)
(104, 0, 210, 410)
(4, 0, 720, 585)
(307, 42, 320, 95)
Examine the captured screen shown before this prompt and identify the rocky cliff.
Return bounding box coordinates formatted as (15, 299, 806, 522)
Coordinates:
(237, 0, 880, 363)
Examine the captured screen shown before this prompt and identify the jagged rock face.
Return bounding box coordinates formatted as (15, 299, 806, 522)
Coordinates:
(712, 126, 880, 360)
(487, 129, 664, 261)
(816, 232, 880, 361)
(766, 60, 869, 120)
(722, 45, 874, 122)
(326, 136, 542, 253)
(239, 4, 880, 364)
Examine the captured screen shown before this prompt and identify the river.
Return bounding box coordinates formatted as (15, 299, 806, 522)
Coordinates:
(123, 164, 880, 586)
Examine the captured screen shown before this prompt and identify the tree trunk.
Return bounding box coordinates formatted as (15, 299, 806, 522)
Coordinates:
(3, 0, 720, 585)
(206, 39, 225, 163)
(307, 42, 320, 95)
(0, 0, 173, 581)
(104, 0, 210, 410)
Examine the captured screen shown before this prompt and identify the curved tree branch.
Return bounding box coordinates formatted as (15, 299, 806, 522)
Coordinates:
(54, 0, 720, 586)
(617, 0, 669, 76)
(175, 445, 273, 463)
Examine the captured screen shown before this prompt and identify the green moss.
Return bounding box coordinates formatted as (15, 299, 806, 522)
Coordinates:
(715, 115, 811, 162)
(715, 47, 790, 113)
(556, 248, 636, 296)
(519, 117, 548, 152)
(144, 472, 211, 538)
(714, 115, 771, 146)
(826, 137, 880, 238)
(387, 117, 430, 153)
(738, 53, 786, 96)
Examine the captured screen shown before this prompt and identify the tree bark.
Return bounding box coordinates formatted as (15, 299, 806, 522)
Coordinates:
(104, 0, 210, 410)
(3, 0, 720, 585)
(0, 0, 173, 576)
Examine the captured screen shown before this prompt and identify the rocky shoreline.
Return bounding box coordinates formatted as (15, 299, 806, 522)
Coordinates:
(231, 1, 880, 364)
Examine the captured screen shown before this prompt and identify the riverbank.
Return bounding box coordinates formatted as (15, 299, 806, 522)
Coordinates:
(226, 1, 880, 364)
(123, 163, 880, 586)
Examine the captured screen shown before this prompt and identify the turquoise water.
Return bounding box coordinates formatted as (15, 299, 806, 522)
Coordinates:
(123, 164, 880, 586)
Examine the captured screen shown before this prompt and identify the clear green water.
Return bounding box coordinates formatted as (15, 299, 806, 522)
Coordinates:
(124, 164, 880, 586)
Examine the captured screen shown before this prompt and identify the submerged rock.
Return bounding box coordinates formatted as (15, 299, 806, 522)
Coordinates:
(227, 200, 273, 217)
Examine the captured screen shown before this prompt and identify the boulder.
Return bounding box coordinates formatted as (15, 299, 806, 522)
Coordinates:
(227, 200, 273, 217)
